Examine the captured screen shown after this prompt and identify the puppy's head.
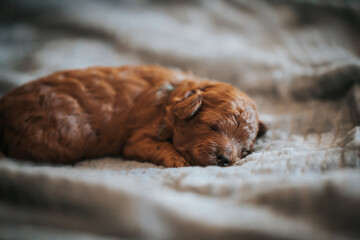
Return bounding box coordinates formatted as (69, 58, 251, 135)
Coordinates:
(164, 80, 266, 167)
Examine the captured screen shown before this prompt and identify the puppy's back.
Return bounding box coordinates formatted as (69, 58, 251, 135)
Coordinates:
(0, 65, 176, 163)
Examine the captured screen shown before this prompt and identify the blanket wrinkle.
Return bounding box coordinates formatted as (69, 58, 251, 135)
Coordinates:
(0, 0, 360, 239)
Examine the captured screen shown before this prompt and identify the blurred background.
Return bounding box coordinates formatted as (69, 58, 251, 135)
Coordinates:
(1, 1, 360, 239)
(1, 0, 359, 100)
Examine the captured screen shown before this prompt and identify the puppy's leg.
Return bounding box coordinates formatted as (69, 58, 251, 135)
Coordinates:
(123, 135, 190, 168)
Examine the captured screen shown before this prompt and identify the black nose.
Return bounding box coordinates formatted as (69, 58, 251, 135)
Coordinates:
(217, 155, 230, 167)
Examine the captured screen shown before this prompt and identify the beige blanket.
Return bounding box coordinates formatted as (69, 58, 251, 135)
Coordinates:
(0, 1, 359, 239)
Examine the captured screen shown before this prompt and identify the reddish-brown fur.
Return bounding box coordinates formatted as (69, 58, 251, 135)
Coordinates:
(0, 65, 266, 167)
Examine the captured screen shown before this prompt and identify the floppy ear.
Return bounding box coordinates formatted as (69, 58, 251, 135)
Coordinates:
(257, 120, 267, 138)
(173, 89, 203, 120)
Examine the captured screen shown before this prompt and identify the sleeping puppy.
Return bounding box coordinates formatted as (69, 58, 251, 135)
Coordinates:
(0, 65, 266, 167)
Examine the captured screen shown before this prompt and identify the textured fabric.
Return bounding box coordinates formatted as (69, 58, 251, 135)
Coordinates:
(0, 0, 359, 239)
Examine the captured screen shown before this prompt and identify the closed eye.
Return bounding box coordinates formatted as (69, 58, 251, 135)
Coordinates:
(199, 121, 219, 131)
(209, 124, 218, 131)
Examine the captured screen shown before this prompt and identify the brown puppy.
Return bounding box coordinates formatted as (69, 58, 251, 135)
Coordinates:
(0, 65, 266, 167)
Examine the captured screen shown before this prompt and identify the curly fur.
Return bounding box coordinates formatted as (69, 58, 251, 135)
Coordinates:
(0, 65, 266, 167)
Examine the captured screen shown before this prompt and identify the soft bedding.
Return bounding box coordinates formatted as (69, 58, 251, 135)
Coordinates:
(0, 1, 359, 239)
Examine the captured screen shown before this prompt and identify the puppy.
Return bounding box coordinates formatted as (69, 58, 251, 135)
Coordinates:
(0, 65, 266, 167)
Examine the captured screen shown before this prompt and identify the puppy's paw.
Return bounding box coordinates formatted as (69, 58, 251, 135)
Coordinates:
(174, 158, 191, 167)
(165, 155, 191, 168)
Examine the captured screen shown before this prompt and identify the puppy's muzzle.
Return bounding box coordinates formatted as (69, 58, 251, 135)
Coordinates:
(217, 155, 231, 167)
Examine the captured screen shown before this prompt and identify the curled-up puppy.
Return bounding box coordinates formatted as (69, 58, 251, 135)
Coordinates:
(0, 65, 266, 167)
